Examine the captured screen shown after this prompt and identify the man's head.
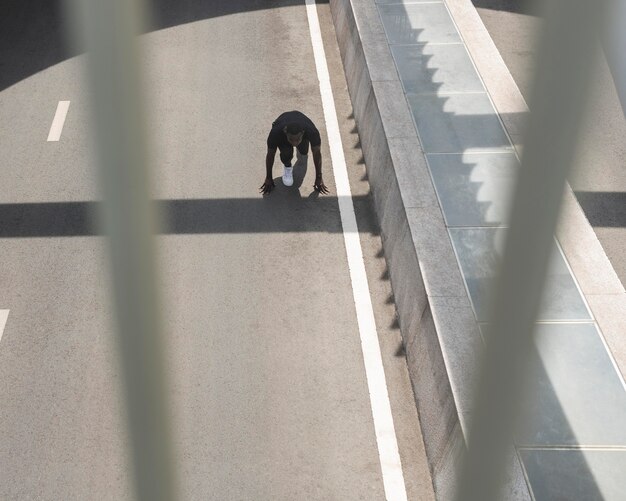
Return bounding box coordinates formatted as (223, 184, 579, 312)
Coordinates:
(284, 124, 305, 146)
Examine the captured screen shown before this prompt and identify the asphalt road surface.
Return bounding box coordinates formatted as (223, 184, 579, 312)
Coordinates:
(472, 0, 626, 287)
(0, 1, 434, 499)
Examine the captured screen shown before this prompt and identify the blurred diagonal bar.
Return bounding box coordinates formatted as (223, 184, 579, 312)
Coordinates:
(62, 0, 176, 500)
(454, 0, 611, 499)
(604, 0, 626, 117)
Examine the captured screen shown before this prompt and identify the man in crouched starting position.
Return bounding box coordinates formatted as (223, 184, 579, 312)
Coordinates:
(260, 110, 329, 195)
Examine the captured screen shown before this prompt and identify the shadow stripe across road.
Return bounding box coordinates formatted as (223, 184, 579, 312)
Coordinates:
(0, 197, 380, 237)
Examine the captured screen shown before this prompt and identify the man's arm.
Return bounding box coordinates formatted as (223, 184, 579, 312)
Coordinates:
(311, 145, 329, 194)
(312, 145, 322, 178)
(260, 148, 277, 194)
(266, 148, 276, 179)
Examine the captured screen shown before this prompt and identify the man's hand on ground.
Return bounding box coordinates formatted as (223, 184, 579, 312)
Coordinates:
(259, 178, 275, 194)
(314, 176, 330, 194)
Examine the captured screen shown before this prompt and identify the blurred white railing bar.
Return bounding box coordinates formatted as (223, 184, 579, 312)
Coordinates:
(454, 0, 611, 499)
(604, 0, 626, 117)
(62, 0, 176, 499)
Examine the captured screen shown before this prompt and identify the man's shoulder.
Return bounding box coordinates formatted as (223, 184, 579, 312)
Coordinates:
(277, 110, 316, 126)
(267, 125, 284, 147)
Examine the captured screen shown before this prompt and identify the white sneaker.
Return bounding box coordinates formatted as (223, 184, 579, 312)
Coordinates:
(283, 166, 294, 186)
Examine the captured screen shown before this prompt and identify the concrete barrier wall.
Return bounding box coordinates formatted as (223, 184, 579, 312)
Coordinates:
(329, 0, 466, 498)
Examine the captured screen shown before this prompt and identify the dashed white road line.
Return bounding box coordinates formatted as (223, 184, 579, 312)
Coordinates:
(304, 2, 409, 500)
(0, 310, 8, 343)
(47, 101, 70, 141)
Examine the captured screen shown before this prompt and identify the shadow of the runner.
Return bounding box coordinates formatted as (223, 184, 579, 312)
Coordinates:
(265, 152, 326, 200)
(292, 150, 309, 190)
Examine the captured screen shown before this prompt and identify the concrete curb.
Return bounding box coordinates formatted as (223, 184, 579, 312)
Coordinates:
(330, 0, 476, 498)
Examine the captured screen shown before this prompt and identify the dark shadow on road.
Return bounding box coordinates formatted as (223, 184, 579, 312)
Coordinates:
(574, 192, 626, 228)
(470, 0, 540, 16)
(0, 0, 329, 92)
(0, 195, 380, 238)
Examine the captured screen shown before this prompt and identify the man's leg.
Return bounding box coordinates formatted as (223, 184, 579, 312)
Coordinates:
(279, 145, 294, 167)
(296, 138, 310, 159)
(279, 145, 295, 186)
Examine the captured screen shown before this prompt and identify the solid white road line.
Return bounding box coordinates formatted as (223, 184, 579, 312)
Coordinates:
(47, 101, 71, 141)
(0, 310, 8, 343)
(304, 2, 409, 500)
